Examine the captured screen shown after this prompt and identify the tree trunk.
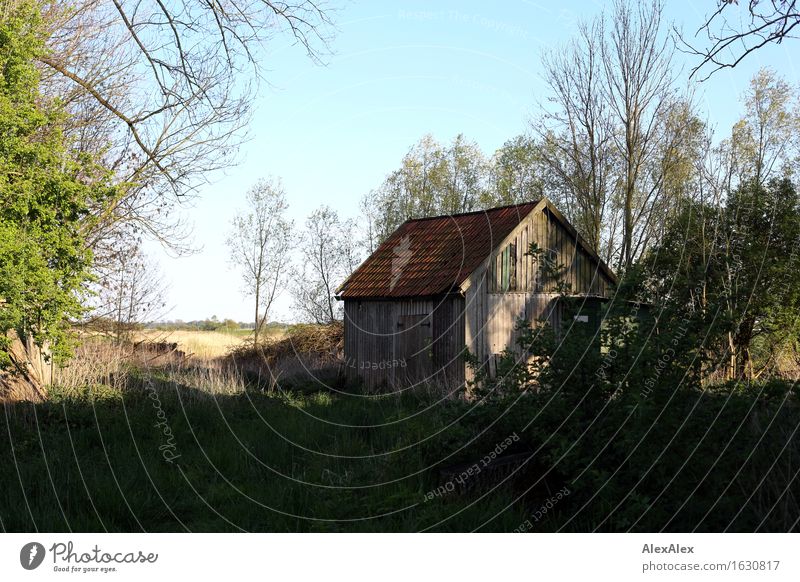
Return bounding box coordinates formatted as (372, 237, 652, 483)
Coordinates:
(734, 316, 755, 380)
(0, 332, 49, 402)
(254, 283, 261, 348)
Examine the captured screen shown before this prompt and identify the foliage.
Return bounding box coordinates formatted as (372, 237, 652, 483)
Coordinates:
(38, 0, 333, 262)
(0, 373, 529, 532)
(292, 206, 359, 324)
(152, 318, 258, 332)
(644, 178, 800, 379)
(489, 135, 545, 205)
(362, 133, 544, 246)
(730, 68, 800, 186)
(534, 0, 702, 269)
(226, 178, 293, 346)
(1, 351, 797, 531)
(525, 241, 570, 294)
(0, 1, 114, 367)
(461, 283, 798, 531)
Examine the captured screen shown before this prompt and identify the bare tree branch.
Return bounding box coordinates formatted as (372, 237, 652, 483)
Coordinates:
(679, 0, 800, 80)
(36, 0, 334, 260)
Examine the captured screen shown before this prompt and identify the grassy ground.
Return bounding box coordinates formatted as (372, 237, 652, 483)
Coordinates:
(0, 373, 529, 532)
(2, 335, 798, 532)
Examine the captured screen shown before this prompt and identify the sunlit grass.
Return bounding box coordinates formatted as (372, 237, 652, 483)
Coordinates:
(136, 329, 246, 359)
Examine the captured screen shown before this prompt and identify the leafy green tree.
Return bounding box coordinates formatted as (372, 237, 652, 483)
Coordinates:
(644, 178, 800, 380)
(439, 134, 488, 214)
(364, 134, 491, 244)
(489, 135, 544, 206)
(721, 178, 800, 378)
(730, 68, 800, 187)
(0, 1, 114, 369)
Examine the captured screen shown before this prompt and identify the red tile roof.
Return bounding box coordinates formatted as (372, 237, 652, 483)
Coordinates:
(337, 201, 540, 298)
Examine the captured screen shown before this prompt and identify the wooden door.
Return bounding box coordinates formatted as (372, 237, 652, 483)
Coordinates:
(395, 314, 433, 384)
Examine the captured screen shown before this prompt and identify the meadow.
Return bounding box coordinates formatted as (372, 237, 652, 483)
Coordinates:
(135, 329, 252, 359)
(1, 329, 798, 532)
(1, 346, 530, 532)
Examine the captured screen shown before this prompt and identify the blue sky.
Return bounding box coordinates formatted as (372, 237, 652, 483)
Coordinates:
(148, 0, 799, 323)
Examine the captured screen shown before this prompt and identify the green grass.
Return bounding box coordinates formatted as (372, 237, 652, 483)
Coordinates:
(2, 369, 798, 532)
(0, 375, 529, 532)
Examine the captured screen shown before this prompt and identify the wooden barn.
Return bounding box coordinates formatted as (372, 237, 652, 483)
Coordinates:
(335, 199, 617, 390)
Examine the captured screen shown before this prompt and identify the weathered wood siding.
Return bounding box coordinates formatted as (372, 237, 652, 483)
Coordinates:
(343, 295, 465, 390)
(485, 205, 611, 296)
(431, 295, 466, 387)
(463, 204, 615, 380)
(342, 202, 615, 389)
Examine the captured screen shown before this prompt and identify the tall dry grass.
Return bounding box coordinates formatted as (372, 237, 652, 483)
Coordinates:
(52, 339, 128, 392)
(53, 335, 248, 400)
(51, 326, 344, 401)
(134, 329, 248, 359)
(164, 359, 247, 397)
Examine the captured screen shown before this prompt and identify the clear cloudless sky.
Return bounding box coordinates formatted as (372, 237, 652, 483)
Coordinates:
(146, 0, 799, 323)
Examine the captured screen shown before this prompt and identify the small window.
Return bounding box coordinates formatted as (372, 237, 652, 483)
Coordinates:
(509, 242, 517, 290)
(574, 315, 589, 323)
(493, 241, 518, 293)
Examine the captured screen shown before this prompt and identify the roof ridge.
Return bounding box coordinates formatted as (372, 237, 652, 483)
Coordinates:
(400, 200, 540, 223)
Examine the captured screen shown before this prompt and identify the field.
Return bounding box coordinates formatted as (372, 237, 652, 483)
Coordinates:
(135, 329, 249, 359)
(133, 327, 288, 359)
(1, 329, 798, 532)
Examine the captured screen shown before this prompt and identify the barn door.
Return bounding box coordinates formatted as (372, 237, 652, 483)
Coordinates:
(395, 314, 433, 384)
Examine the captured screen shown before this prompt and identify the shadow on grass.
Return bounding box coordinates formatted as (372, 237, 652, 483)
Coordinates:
(1, 370, 798, 532)
(0, 370, 538, 532)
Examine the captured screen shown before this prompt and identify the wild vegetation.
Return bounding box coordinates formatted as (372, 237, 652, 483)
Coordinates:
(2, 327, 797, 532)
(1, 0, 799, 533)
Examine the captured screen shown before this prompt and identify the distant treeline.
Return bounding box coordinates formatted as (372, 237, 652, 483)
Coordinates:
(147, 318, 286, 332)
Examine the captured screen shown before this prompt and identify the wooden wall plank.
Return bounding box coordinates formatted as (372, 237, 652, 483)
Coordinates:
(343, 205, 617, 389)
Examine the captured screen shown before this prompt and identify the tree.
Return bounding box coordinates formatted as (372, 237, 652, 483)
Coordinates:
(683, 0, 800, 79)
(644, 178, 800, 380)
(439, 133, 488, 214)
(86, 246, 169, 343)
(730, 68, 800, 186)
(227, 179, 293, 346)
(293, 206, 358, 324)
(721, 178, 800, 378)
(603, 0, 687, 268)
(365, 134, 491, 246)
(358, 190, 381, 256)
(33, 0, 334, 296)
(490, 135, 545, 206)
(0, 0, 115, 374)
(533, 0, 698, 268)
(534, 17, 615, 256)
